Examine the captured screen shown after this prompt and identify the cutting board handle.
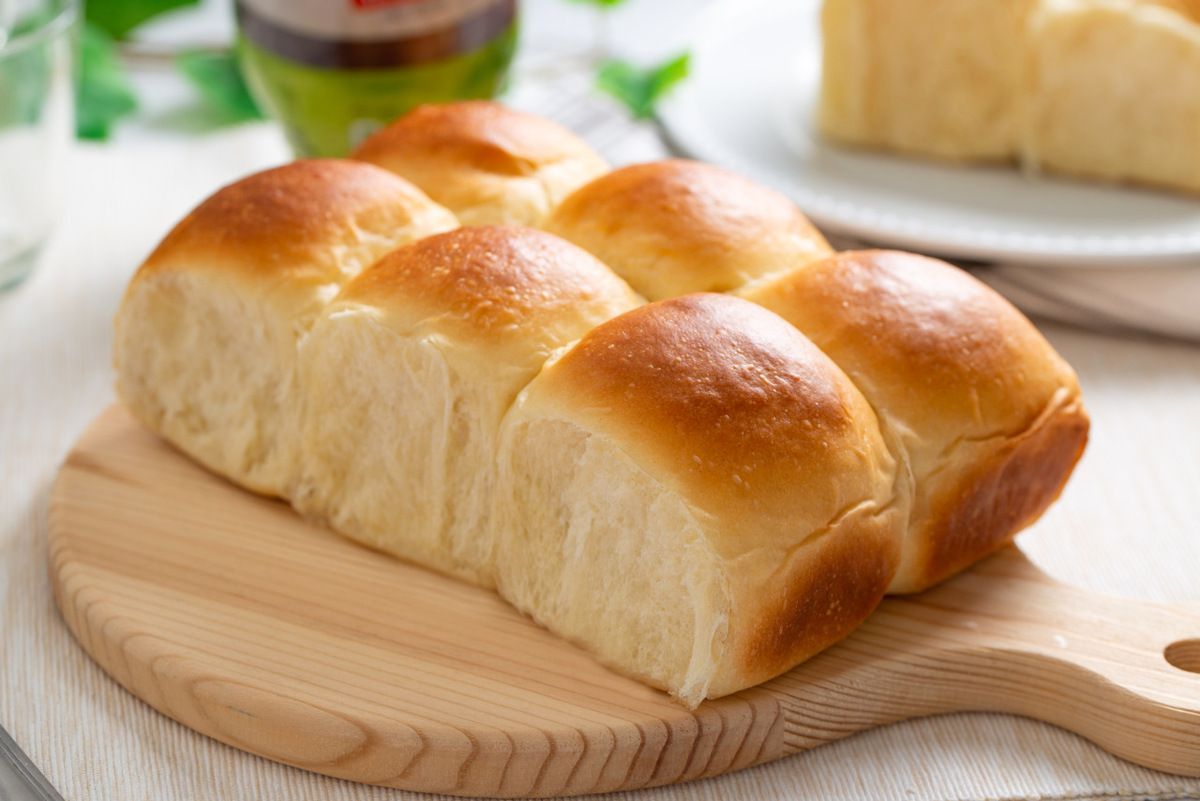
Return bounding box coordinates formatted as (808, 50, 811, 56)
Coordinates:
(767, 546, 1200, 776)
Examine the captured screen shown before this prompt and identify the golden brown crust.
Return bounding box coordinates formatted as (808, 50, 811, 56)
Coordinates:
(919, 394, 1089, 587)
(544, 160, 832, 300)
(352, 101, 608, 226)
(139, 159, 456, 284)
(1151, 0, 1200, 23)
(336, 226, 642, 364)
(356, 101, 596, 176)
(532, 293, 895, 557)
(733, 505, 898, 688)
(525, 293, 902, 697)
(742, 250, 1088, 592)
(746, 250, 1078, 438)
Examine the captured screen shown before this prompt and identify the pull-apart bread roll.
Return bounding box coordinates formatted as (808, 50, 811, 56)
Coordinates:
(743, 251, 1089, 592)
(543, 159, 833, 300)
(113, 160, 457, 496)
(819, 0, 1034, 161)
(112, 103, 1091, 709)
(352, 101, 609, 226)
(1025, 0, 1200, 193)
(820, 0, 1200, 193)
(296, 226, 642, 586)
(494, 293, 902, 706)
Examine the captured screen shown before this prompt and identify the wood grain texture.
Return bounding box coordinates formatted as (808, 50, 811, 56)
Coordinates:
(48, 406, 1200, 798)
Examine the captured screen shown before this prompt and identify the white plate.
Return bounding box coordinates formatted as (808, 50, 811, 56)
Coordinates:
(656, 0, 1200, 268)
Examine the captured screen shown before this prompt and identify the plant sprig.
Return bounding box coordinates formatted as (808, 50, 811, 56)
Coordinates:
(76, 0, 265, 139)
(596, 52, 690, 120)
(76, 23, 138, 140)
(85, 0, 198, 40)
(175, 49, 264, 124)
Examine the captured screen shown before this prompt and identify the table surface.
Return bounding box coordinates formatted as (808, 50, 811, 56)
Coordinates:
(3, 3, 1200, 800)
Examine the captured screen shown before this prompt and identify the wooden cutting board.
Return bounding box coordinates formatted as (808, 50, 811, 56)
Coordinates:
(49, 405, 1200, 797)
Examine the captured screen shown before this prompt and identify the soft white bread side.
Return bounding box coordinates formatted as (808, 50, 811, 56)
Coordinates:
(1025, 0, 1200, 193)
(113, 160, 457, 497)
(493, 294, 902, 706)
(819, 0, 1200, 193)
(820, 0, 1035, 160)
(543, 160, 832, 300)
(295, 226, 642, 586)
(352, 101, 610, 226)
(742, 251, 1089, 593)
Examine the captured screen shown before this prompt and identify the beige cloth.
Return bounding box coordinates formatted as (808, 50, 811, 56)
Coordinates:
(2, 126, 1200, 801)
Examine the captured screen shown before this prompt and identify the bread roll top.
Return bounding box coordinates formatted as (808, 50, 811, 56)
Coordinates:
(747, 250, 1081, 452)
(518, 293, 897, 558)
(113, 160, 458, 497)
(332, 226, 643, 375)
(544, 160, 832, 300)
(137, 159, 458, 288)
(295, 227, 640, 586)
(352, 101, 609, 226)
(743, 250, 1089, 591)
(498, 293, 902, 701)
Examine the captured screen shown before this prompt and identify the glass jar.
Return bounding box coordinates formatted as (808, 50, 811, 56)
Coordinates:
(236, 0, 518, 158)
(0, 0, 74, 289)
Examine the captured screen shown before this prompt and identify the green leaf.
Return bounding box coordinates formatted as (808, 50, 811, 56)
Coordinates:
(563, 0, 628, 7)
(75, 23, 138, 140)
(175, 49, 264, 124)
(596, 52, 690, 120)
(85, 0, 199, 40)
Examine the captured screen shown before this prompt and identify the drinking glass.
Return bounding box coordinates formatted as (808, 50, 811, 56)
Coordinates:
(0, 0, 74, 289)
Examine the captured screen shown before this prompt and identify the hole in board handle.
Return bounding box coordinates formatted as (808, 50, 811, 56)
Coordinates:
(1164, 639, 1200, 674)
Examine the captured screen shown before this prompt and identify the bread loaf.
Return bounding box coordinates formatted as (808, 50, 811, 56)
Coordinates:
(353, 101, 609, 226)
(113, 160, 457, 497)
(820, 0, 1200, 193)
(544, 159, 832, 300)
(820, 0, 1033, 161)
(114, 105, 1088, 706)
(295, 226, 641, 586)
(1025, 0, 1200, 193)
